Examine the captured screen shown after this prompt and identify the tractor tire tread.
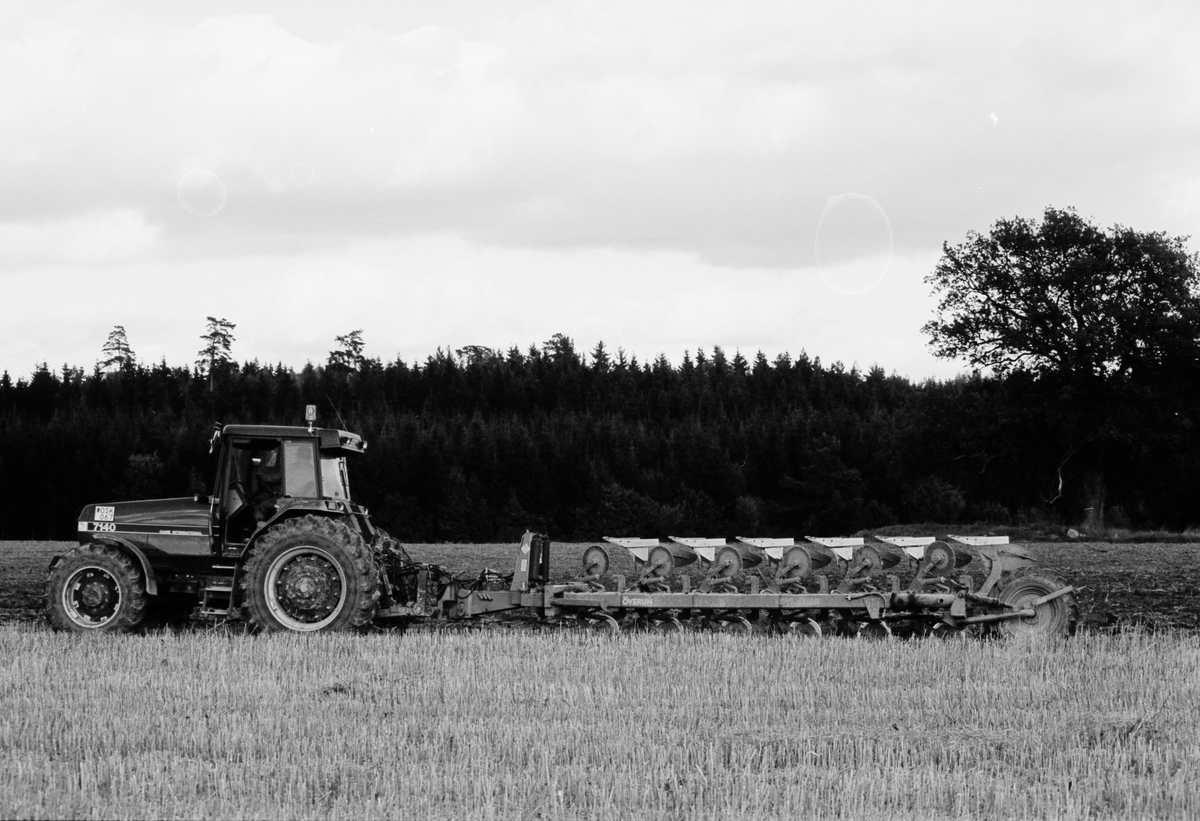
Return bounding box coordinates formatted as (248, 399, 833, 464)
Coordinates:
(241, 515, 380, 633)
(46, 543, 148, 633)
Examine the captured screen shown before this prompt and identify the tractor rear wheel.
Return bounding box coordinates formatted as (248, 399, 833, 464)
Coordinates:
(995, 567, 1078, 639)
(47, 544, 148, 633)
(241, 516, 379, 633)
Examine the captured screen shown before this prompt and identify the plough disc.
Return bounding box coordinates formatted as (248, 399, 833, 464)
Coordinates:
(781, 545, 830, 578)
(713, 545, 744, 578)
(581, 545, 610, 577)
(647, 545, 677, 577)
(857, 544, 901, 574)
(920, 541, 967, 575)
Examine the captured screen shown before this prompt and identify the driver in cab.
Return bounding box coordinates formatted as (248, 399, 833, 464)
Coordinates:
(249, 445, 283, 525)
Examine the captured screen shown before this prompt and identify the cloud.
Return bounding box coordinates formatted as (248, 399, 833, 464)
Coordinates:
(2, 1, 1198, 381)
(0, 230, 951, 381)
(0, 209, 160, 268)
(1, 1, 1197, 270)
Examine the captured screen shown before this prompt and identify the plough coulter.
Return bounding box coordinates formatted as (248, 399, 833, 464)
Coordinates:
(48, 414, 1078, 638)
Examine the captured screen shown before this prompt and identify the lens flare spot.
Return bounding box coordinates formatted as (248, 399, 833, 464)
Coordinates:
(177, 169, 227, 217)
(814, 193, 894, 296)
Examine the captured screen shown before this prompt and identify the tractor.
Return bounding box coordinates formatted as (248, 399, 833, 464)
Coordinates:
(49, 409, 408, 633)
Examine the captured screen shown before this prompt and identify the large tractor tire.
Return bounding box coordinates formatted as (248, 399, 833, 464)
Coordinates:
(995, 567, 1078, 639)
(241, 515, 380, 633)
(47, 544, 148, 633)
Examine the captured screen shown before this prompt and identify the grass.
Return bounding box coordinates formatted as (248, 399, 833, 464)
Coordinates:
(2, 626, 1199, 820)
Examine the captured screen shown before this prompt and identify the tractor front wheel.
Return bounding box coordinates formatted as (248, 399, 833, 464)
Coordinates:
(47, 544, 148, 633)
(242, 516, 379, 633)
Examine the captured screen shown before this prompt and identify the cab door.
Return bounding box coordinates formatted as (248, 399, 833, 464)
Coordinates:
(214, 438, 268, 556)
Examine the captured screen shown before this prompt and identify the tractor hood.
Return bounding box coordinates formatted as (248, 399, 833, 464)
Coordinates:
(78, 497, 210, 538)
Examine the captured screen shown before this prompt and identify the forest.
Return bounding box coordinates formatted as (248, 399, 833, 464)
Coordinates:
(2, 328, 1197, 542)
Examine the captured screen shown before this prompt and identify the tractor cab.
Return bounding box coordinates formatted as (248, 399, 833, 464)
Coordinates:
(212, 423, 366, 552)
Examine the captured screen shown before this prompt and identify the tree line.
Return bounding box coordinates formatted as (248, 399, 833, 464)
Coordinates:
(3, 207, 1198, 542)
(0, 333, 1195, 542)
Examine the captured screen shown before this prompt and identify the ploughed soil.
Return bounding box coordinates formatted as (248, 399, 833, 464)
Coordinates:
(4, 540, 1197, 633)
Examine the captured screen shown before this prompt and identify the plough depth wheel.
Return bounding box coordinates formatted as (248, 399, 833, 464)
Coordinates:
(994, 568, 1078, 638)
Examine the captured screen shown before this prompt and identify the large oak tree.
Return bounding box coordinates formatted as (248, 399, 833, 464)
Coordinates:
(923, 207, 1200, 531)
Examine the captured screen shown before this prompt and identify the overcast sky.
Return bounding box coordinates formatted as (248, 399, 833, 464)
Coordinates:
(2, 0, 1198, 381)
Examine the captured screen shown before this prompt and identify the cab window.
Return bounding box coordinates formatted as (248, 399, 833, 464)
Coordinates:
(282, 440, 318, 498)
(320, 455, 349, 500)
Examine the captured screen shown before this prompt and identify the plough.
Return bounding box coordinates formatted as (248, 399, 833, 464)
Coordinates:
(378, 532, 1079, 639)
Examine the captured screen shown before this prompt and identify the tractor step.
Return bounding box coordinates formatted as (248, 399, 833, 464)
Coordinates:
(198, 583, 235, 618)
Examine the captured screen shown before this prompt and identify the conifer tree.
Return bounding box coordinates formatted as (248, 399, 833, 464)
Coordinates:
(329, 329, 366, 372)
(99, 326, 135, 373)
(196, 317, 236, 389)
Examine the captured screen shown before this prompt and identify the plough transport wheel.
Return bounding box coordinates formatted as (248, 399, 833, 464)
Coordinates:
(994, 567, 1078, 638)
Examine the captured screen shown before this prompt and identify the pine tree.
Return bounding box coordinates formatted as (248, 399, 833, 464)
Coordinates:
(99, 326, 135, 373)
(196, 317, 236, 388)
(590, 341, 610, 373)
(329, 329, 366, 372)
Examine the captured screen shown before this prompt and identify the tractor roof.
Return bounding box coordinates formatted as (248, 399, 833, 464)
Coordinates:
(220, 424, 366, 454)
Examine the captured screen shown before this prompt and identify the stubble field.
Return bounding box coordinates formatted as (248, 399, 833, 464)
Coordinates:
(2, 539, 1199, 819)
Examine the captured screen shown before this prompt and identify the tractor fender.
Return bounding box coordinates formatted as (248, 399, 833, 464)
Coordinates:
(246, 506, 353, 551)
(77, 535, 160, 596)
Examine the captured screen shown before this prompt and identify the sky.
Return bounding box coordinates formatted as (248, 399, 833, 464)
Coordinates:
(2, 0, 1198, 381)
